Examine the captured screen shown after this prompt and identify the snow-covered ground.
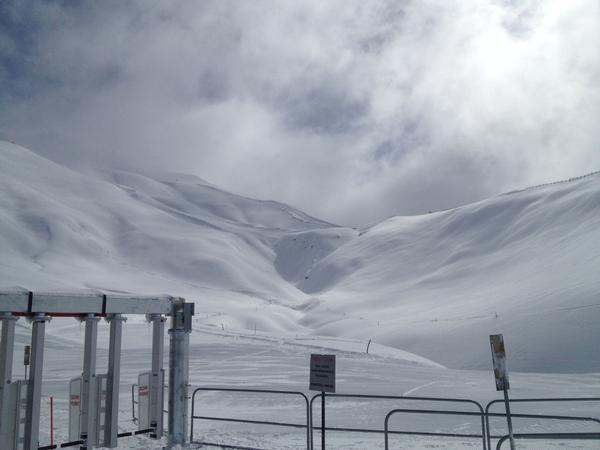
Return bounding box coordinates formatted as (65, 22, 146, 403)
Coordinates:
(1, 140, 599, 448)
(24, 321, 600, 449)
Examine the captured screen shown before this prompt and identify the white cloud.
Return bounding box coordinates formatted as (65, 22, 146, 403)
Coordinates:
(1, 0, 598, 225)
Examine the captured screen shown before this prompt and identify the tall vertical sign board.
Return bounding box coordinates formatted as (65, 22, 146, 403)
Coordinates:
(489, 334, 515, 450)
(490, 334, 509, 390)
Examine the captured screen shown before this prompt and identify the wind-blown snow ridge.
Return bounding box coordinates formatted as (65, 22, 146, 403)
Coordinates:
(1, 140, 599, 373)
(503, 170, 600, 196)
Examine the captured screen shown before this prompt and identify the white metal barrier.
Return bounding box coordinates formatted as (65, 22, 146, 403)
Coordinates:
(0, 380, 28, 450)
(0, 290, 194, 450)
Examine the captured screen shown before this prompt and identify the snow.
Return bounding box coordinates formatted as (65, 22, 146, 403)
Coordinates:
(1, 140, 600, 448)
(299, 174, 600, 372)
(28, 322, 600, 449)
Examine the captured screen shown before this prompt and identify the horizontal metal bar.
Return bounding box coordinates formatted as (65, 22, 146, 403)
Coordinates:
(1, 291, 176, 315)
(193, 387, 309, 397)
(488, 397, 600, 405)
(194, 441, 267, 450)
(316, 392, 484, 411)
(319, 426, 482, 439)
(496, 432, 600, 449)
(0, 292, 29, 311)
(30, 294, 104, 313)
(391, 408, 481, 417)
(193, 415, 307, 429)
(105, 296, 173, 315)
(192, 417, 483, 440)
(38, 428, 154, 449)
(389, 408, 600, 423)
(60, 440, 84, 448)
(487, 412, 600, 424)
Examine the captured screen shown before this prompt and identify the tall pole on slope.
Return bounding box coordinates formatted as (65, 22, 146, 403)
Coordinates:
(490, 334, 515, 450)
(24, 314, 51, 450)
(0, 313, 18, 441)
(321, 391, 326, 450)
(503, 387, 516, 450)
(168, 299, 194, 447)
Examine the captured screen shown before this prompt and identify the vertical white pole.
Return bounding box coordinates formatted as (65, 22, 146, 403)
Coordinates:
(104, 314, 125, 448)
(24, 314, 51, 450)
(80, 315, 99, 449)
(149, 314, 165, 438)
(0, 313, 18, 441)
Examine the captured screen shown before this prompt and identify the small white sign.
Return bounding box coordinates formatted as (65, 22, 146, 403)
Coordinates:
(490, 334, 509, 391)
(69, 377, 82, 441)
(138, 372, 151, 430)
(310, 354, 336, 393)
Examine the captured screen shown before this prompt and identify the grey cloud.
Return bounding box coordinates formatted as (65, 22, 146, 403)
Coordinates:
(0, 0, 598, 226)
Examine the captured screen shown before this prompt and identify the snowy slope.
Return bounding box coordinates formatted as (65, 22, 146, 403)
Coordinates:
(0, 141, 351, 333)
(1, 140, 599, 373)
(299, 174, 600, 372)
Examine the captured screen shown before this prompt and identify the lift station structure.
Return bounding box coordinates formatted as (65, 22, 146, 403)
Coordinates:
(0, 290, 194, 449)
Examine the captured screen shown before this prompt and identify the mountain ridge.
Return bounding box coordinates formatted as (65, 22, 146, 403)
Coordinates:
(1, 140, 599, 372)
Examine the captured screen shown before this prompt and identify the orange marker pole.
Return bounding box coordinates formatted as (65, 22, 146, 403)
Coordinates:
(50, 396, 54, 447)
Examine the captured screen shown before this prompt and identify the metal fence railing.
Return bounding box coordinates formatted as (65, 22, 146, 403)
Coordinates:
(38, 428, 155, 450)
(495, 432, 600, 449)
(384, 408, 486, 450)
(308, 393, 486, 450)
(485, 397, 600, 450)
(133, 383, 600, 450)
(190, 387, 311, 450)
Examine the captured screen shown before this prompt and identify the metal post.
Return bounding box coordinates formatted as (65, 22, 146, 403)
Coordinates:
(80, 314, 100, 449)
(321, 392, 326, 450)
(503, 388, 516, 450)
(50, 396, 54, 447)
(168, 300, 193, 447)
(0, 313, 18, 441)
(148, 314, 166, 438)
(104, 314, 125, 448)
(24, 314, 51, 450)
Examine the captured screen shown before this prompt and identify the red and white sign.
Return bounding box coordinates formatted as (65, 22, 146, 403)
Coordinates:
(69, 377, 82, 441)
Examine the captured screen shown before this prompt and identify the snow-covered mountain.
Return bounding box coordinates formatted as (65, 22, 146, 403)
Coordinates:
(1, 140, 599, 372)
(300, 174, 600, 372)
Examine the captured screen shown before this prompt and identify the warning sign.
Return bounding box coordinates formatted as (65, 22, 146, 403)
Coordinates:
(138, 372, 151, 430)
(310, 354, 336, 393)
(490, 334, 509, 391)
(69, 377, 82, 441)
(70, 394, 80, 407)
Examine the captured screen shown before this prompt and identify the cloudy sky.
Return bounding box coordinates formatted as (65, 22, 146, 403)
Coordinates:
(1, 0, 598, 225)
